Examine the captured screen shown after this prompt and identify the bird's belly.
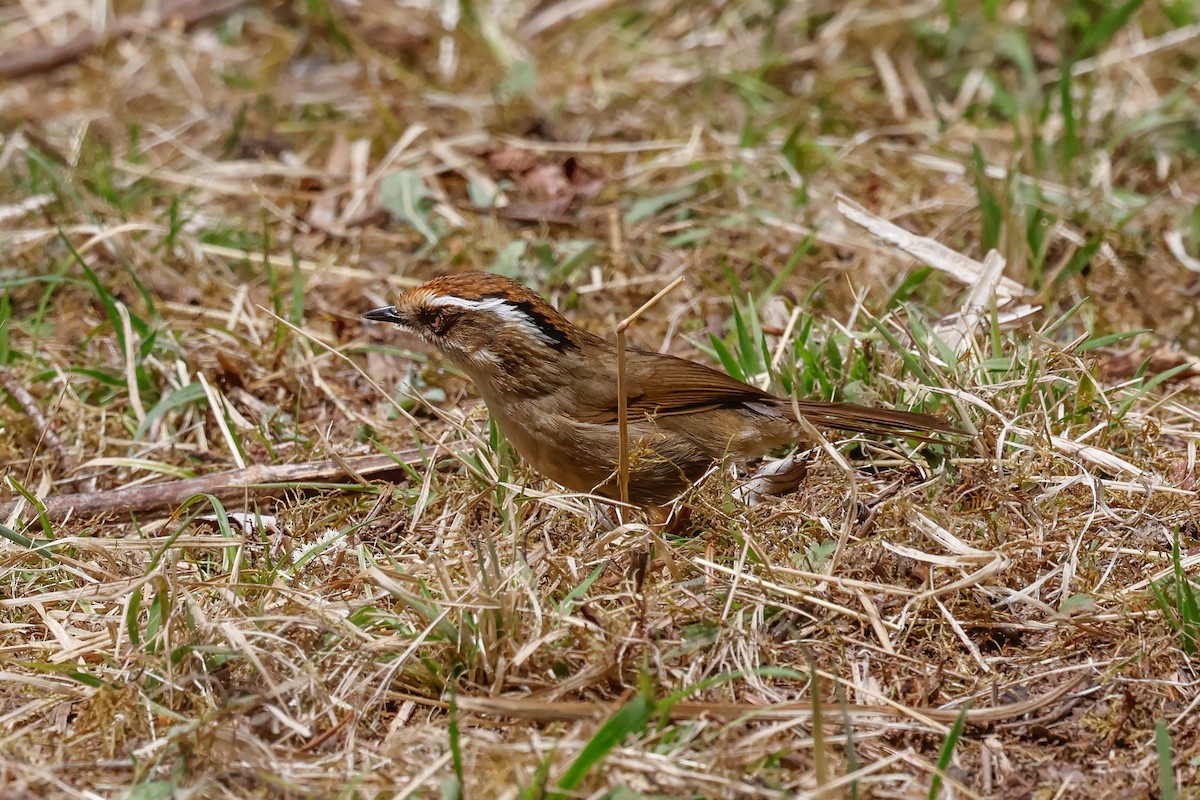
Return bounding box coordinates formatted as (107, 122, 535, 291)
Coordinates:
(486, 405, 714, 505)
(485, 399, 801, 505)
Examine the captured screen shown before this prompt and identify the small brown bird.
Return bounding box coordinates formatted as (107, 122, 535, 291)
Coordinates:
(364, 272, 959, 506)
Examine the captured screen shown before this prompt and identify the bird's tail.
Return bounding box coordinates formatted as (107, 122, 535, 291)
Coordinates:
(788, 399, 966, 444)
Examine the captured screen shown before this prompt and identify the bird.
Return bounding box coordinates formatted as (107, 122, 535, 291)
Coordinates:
(364, 272, 961, 506)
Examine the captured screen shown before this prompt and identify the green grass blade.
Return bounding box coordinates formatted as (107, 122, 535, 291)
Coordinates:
(1115, 362, 1195, 420)
(836, 681, 860, 800)
(134, 382, 208, 440)
(447, 690, 465, 800)
(555, 563, 605, 616)
(867, 313, 934, 385)
(972, 145, 1002, 252)
(0, 521, 36, 549)
(551, 689, 655, 796)
(928, 705, 969, 799)
(0, 290, 10, 365)
(1073, 0, 1145, 61)
(709, 333, 746, 381)
(1155, 720, 1176, 800)
(1041, 297, 1089, 338)
(6, 475, 53, 540)
(1075, 330, 1150, 352)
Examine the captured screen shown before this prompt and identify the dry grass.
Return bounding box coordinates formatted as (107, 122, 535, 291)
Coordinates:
(3, 0, 1200, 797)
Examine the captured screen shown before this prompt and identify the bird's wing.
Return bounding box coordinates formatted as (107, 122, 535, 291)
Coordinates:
(569, 349, 773, 424)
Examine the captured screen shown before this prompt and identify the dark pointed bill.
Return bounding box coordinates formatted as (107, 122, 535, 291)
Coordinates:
(363, 306, 405, 324)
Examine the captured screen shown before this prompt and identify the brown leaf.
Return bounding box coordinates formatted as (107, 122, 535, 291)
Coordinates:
(1097, 343, 1200, 385)
(484, 148, 605, 218)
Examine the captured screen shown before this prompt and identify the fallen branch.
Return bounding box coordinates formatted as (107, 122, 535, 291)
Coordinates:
(0, 0, 255, 80)
(402, 671, 1088, 728)
(1, 448, 432, 523)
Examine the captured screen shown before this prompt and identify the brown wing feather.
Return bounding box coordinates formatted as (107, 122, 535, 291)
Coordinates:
(570, 349, 774, 424)
(625, 351, 776, 414)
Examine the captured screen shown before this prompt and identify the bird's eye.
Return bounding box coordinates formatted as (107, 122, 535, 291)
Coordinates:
(418, 308, 444, 329)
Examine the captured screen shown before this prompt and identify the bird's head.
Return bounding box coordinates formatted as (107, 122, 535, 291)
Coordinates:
(364, 272, 588, 391)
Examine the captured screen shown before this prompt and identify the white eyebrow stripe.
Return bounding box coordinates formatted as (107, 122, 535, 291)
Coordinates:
(427, 294, 556, 344)
(428, 295, 508, 312)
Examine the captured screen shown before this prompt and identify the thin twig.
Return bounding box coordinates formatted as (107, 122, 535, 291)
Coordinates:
(0, 0, 256, 80)
(0, 367, 75, 473)
(407, 670, 1088, 726)
(0, 449, 434, 523)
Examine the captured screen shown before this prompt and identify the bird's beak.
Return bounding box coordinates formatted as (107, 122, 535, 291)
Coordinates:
(363, 305, 406, 325)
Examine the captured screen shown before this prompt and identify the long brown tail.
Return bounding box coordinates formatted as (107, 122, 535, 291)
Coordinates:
(789, 399, 965, 443)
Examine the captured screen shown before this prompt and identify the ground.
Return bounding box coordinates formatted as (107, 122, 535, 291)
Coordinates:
(1, 1, 1200, 798)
